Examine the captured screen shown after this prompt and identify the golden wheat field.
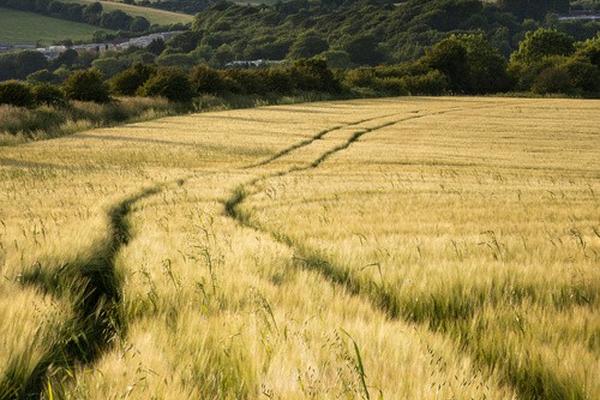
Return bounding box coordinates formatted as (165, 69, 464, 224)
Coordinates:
(0, 97, 599, 400)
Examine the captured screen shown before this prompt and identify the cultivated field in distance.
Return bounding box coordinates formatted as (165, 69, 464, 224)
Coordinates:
(61, 0, 194, 25)
(0, 7, 105, 45)
(0, 97, 598, 399)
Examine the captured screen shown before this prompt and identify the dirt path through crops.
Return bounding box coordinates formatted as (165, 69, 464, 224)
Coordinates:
(1, 110, 406, 399)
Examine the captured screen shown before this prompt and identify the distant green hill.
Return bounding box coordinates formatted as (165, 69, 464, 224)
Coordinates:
(189, 0, 599, 65)
(0, 7, 108, 45)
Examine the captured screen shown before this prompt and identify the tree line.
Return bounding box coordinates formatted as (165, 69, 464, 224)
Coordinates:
(346, 30, 600, 96)
(1, 27, 599, 112)
(0, 57, 340, 107)
(186, 0, 598, 66)
(0, 0, 152, 33)
(135, 0, 210, 15)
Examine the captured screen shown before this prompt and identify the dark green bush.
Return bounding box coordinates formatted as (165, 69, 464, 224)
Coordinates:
(321, 50, 352, 69)
(343, 34, 386, 66)
(344, 68, 376, 88)
(424, 34, 510, 94)
(290, 59, 341, 93)
(563, 58, 600, 93)
(32, 84, 66, 107)
(212, 67, 297, 96)
(288, 31, 329, 59)
(0, 81, 34, 107)
(190, 65, 225, 94)
(264, 69, 294, 93)
(511, 29, 575, 65)
(220, 69, 268, 94)
(575, 34, 600, 67)
(401, 70, 448, 95)
(63, 69, 111, 103)
(156, 53, 196, 69)
(91, 57, 131, 78)
(373, 77, 409, 96)
(139, 68, 194, 102)
(130, 16, 151, 32)
(531, 65, 572, 94)
(110, 64, 156, 96)
(26, 69, 61, 84)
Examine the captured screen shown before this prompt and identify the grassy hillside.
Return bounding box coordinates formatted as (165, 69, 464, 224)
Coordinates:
(191, 0, 600, 64)
(62, 0, 193, 25)
(0, 7, 104, 45)
(0, 97, 598, 399)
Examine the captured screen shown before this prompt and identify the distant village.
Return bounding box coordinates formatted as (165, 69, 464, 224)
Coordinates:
(557, 10, 600, 21)
(0, 31, 183, 60)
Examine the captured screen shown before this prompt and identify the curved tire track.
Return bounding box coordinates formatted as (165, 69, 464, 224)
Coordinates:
(0, 110, 398, 400)
(0, 183, 179, 399)
(244, 113, 400, 169)
(0, 101, 515, 398)
(224, 103, 587, 400)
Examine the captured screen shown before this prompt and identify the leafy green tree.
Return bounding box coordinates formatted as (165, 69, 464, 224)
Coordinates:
(264, 69, 294, 93)
(343, 35, 386, 66)
(91, 57, 131, 78)
(63, 69, 110, 103)
(575, 34, 600, 67)
(138, 68, 194, 102)
(100, 10, 132, 30)
(189, 45, 214, 63)
(27, 69, 60, 84)
(31, 84, 66, 107)
(288, 31, 329, 59)
(126, 50, 156, 65)
(424, 36, 468, 91)
(531, 63, 571, 94)
(92, 30, 115, 43)
(211, 44, 235, 66)
(156, 53, 195, 69)
(130, 16, 151, 32)
(110, 63, 156, 96)
(508, 29, 576, 90)
(48, 1, 65, 16)
(52, 49, 79, 68)
(321, 50, 352, 69)
(510, 28, 575, 65)
(167, 32, 201, 53)
(458, 34, 511, 93)
(0, 81, 34, 107)
(424, 34, 510, 94)
(0, 51, 48, 80)
(563, 58, 600, 93)
(147, 38, 166, 56)
(189, 65, 224, 94)
(15, 51, 48, 79)
(84, 1, 102, 15)
(291, 58, 340, 93)
(401, 70, 448, 95)
(343, 68, 376, 88)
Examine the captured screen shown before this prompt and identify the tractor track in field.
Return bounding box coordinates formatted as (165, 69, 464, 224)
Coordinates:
(225, 105, 474, 312)
(1, 101, 540, 399)
(0, 178, 189, 400)
(223, 102, 587, 400)
(225, 104, 475, 281)
(0, 111, 401, 399)
(244, 113, 400, 169)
